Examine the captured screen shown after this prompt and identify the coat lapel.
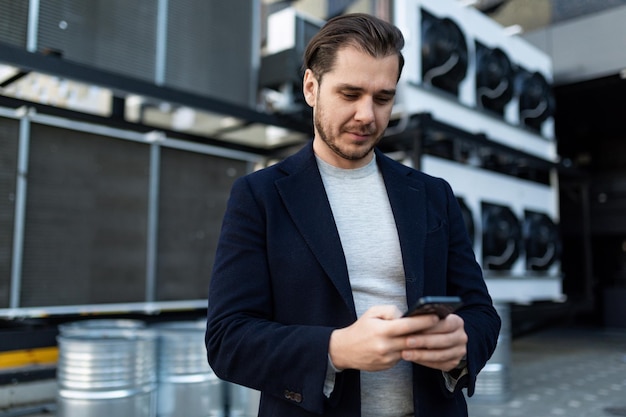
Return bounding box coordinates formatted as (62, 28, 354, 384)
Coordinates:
(275, 144, 357, 316)
(376, 150, 426, 309)
(273, 145, 426, 316)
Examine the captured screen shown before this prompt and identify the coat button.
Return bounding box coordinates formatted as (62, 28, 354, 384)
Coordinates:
(283, 390, 303, 403)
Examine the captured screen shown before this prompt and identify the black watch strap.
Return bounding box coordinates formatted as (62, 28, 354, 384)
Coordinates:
(448, 356, 467, 379)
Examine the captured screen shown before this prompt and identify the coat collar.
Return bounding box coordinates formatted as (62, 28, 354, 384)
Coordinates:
(275, 141, 426, 314)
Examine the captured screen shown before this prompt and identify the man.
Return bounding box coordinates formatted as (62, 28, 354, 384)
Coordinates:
(206, 13, 500, 417)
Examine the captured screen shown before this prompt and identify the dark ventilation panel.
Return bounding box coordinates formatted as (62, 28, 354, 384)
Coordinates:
(0, 117, 20, 309)
(523, 210, 561, 271)
(475, 42, 515, 115)
(0, 0, 29, 48)
(165, 0, 258, 107)
(421, 9, 468, 96)
(156, 148, 246, 301)
(20, 123, 150, 307)
(481, 202, 522, 270)
(516, 69, 555, 131)
(37, 0, 158, 82)
(457, 197, 475, 246)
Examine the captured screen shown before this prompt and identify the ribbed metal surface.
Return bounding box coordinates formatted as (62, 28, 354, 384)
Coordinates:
(58, 335, 156, 390)
(474, 302, 511, 402)
(165, 0, 258, 106)
(228, 384, 261, 417)
(37, 0, 157, 81)
(154, 320, 223, 417)
(0, 117, 19, 309)
(0, 0, 29, 48)
(155, 147, 245, 301)
(59, 319, 146, 336)
(155, 321, 211, 376)
(20, 123, 150, 307)
(57, 327, 157, 417)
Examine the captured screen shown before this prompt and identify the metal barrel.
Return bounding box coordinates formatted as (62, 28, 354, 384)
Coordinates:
(227, 384, 261, 417)
(472, 302, 512, 403)
(56, 325, 158, 417)
(153, 320, 224, 417)
(59, 319, 146, 335)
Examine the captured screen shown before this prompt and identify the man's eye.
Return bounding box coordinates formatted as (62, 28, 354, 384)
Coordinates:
(375, 97, 393, 104)
(343, 94, 358, 100)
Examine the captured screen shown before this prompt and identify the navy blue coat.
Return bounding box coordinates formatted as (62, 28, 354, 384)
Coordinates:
(206, 141, 500, 416)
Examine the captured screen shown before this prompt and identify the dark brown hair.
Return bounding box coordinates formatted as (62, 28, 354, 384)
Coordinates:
(303, 13, 405, 82)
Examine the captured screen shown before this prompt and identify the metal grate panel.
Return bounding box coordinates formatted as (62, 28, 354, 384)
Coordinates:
(0, 0, 29, 48)
(165, 0, 258, 107)
(20, 123, 151, 307)
(0, 117, 19, 308)
(156, 147, 246, 301)
(37, 0, 157, 81)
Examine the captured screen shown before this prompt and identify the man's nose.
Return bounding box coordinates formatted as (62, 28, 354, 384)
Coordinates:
(354, 97, 375, 124)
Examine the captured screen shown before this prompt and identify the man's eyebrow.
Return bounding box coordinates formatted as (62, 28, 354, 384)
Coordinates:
(336, 84, 397, 96)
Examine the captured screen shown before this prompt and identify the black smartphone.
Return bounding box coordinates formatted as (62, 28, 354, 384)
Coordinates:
(403, 296, 463, 319)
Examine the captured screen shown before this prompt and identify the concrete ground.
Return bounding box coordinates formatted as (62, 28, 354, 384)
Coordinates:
(468, 325, 626, 417)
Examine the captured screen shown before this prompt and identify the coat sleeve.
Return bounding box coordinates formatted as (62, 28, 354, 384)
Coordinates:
(205, 175, 336, 415)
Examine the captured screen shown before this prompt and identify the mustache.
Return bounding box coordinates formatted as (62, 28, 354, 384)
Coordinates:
(344, 125, 376, 135)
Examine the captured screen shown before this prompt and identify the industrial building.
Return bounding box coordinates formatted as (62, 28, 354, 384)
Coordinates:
(0, 0, 625, 415)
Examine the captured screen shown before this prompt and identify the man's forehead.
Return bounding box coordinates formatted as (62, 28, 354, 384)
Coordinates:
(330, 45, 399, 79)
(323, 59, 398, 93)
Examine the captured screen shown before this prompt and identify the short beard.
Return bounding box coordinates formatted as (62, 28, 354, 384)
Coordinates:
(314, 103, 381, 162)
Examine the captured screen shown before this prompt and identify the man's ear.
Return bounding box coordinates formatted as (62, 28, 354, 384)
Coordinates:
(303, 69, 318, 108)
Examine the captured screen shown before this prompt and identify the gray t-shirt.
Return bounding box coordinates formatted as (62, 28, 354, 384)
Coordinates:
(318, 155, 414, 417)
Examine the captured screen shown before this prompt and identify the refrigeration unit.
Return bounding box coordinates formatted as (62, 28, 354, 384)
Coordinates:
(0, 0, 261, 108)
(420, 155, 561, 302)
(393, 0, 556, 162)
(390, 0, 563, 307)
(418, 148, 561, 402)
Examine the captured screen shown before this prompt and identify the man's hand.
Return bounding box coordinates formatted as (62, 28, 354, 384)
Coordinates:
(400, 313, 467, 372)
(328, 305, 440, 372)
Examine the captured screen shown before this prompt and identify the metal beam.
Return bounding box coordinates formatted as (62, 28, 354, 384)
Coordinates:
(0, 41, 311, 136)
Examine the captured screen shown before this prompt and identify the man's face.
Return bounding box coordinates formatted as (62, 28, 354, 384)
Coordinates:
(303, 45, 399, 169)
